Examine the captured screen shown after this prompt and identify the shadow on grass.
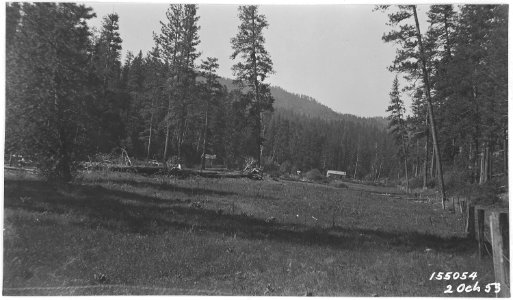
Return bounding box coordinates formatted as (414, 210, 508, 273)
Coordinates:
(90, 177, 279, 200)
(91, 177, 238, 197)
(5, 179, 474, 253)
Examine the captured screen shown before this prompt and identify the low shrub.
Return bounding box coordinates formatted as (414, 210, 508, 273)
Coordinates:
(262, 158, 280, 178)
(280, 173, 301, 182)
(279, 173, 291, 180)
(305, 168, 324, 182)
(329, 181, 348, 189)
(400, 176, 436, 190)
(279, 160, 293, 174)
(407, 176, 425, 189)
(446, 170, 474, 191)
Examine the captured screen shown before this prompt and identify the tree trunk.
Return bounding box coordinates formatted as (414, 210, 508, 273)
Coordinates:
(259, 111, 265, 167)
(354, 149, 359, 179)
(423, 112, 429, 189)
(201, 102, 209, 170)
(479, 148, 485, 184)
(404, 158, 409, 193)
(504, 136, 508, 175)
(423, 137, 429, 189)
(372, 142, 380, 181)
(452, 138, 457, 166)
(430, 143, 435, 179)
(162, 88, 174, 168)
(412, 6, 447, 209)
(255, 113, 262, 167)
(473, 138, 480, 183)
(489, 142, 493, 180)
(176, 100, 189, 168)
(479, 142, 490, 184)
(196, 131, 201, 153)
(250, 13, 263, 168)
(471, 80, 481, 183)
(377, 161, 382, 181)
(163, 123, 171, 166)
(147, 121, 153, 160)
(468, 142, 474, 182)
(147, 103, 154, 160)
(415, 139, 420, 177)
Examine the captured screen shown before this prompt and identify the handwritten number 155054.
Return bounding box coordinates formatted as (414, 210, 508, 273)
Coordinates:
(429, 272, 477, 281)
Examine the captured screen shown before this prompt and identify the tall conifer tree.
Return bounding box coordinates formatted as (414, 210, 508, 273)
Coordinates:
(155, 4, 201, 166)
(230, 5, 275, 167)
(387, 76, 409, 192)
(6, 3, 96, 180)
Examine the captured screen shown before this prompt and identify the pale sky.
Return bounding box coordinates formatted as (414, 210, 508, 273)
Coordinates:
(86, 3, 432, 117)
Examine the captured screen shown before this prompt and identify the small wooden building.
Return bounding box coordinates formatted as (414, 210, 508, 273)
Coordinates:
(204, 154, 216, 168)
(326, 170, 346, 178)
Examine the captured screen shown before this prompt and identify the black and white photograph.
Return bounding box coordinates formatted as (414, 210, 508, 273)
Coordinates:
(3, 1, 510, 297)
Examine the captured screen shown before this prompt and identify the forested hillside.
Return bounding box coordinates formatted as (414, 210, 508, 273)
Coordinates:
(217, 77, 396, 177)
(5, 3, 508, 191)
(263, 108, 396, 179)
(218, 77, 388, 126)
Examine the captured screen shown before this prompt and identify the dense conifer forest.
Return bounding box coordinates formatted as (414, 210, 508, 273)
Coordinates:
(5, 3, 508, 196)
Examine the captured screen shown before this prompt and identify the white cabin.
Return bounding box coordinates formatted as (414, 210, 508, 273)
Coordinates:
(326, 170, 346, 178)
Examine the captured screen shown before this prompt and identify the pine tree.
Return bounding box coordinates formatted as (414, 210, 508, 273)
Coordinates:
(445, 5, 508, 183)
(386, 76, 410, 192)
(426, 5, 458, 172)
(6, 3, 96, 181)
(230, 5, 275, 167)
(198, 57, 222, 170)
(141, 48, 166, 160)
(155, 4, 201, 167)
(379, 5, 447, 207)
(95, 13, 123, 92)
(124, 50, 147, 156)
(90, 13, 125, 153)
(410, 88, 430, 188)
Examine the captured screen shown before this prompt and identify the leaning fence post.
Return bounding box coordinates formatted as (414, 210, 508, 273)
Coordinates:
(490, 212, 510, 297)
(499, 213, 509, 287)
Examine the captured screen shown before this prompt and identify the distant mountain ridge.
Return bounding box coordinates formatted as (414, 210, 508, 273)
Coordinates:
(217, 77, 387, 128)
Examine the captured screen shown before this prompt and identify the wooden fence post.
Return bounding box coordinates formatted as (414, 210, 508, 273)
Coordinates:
(490, 212, 510, 297)
(476, 208, 485, 258)
(499, 213, 509, 287)
(466, 204, 475, 239)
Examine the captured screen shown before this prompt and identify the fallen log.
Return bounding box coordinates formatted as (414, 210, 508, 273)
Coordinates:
(4, 166, 37, 173)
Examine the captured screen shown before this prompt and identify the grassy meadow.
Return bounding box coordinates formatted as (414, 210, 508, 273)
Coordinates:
(3, 170, 497, 296)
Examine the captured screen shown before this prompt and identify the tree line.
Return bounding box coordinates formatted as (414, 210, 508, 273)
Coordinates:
(6, 3, 278, 180)
(8, 3, 503, 188)
(379, 5, 507, 204)
(263, 109, 397, 180)
(6, 2, 406, 182)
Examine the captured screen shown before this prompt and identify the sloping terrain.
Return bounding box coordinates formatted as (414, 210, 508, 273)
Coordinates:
(217, 77, 387, 128)
(3, 170, 495, 296)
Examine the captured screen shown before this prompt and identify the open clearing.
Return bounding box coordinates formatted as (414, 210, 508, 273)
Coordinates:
(4, 170, 495, 296)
